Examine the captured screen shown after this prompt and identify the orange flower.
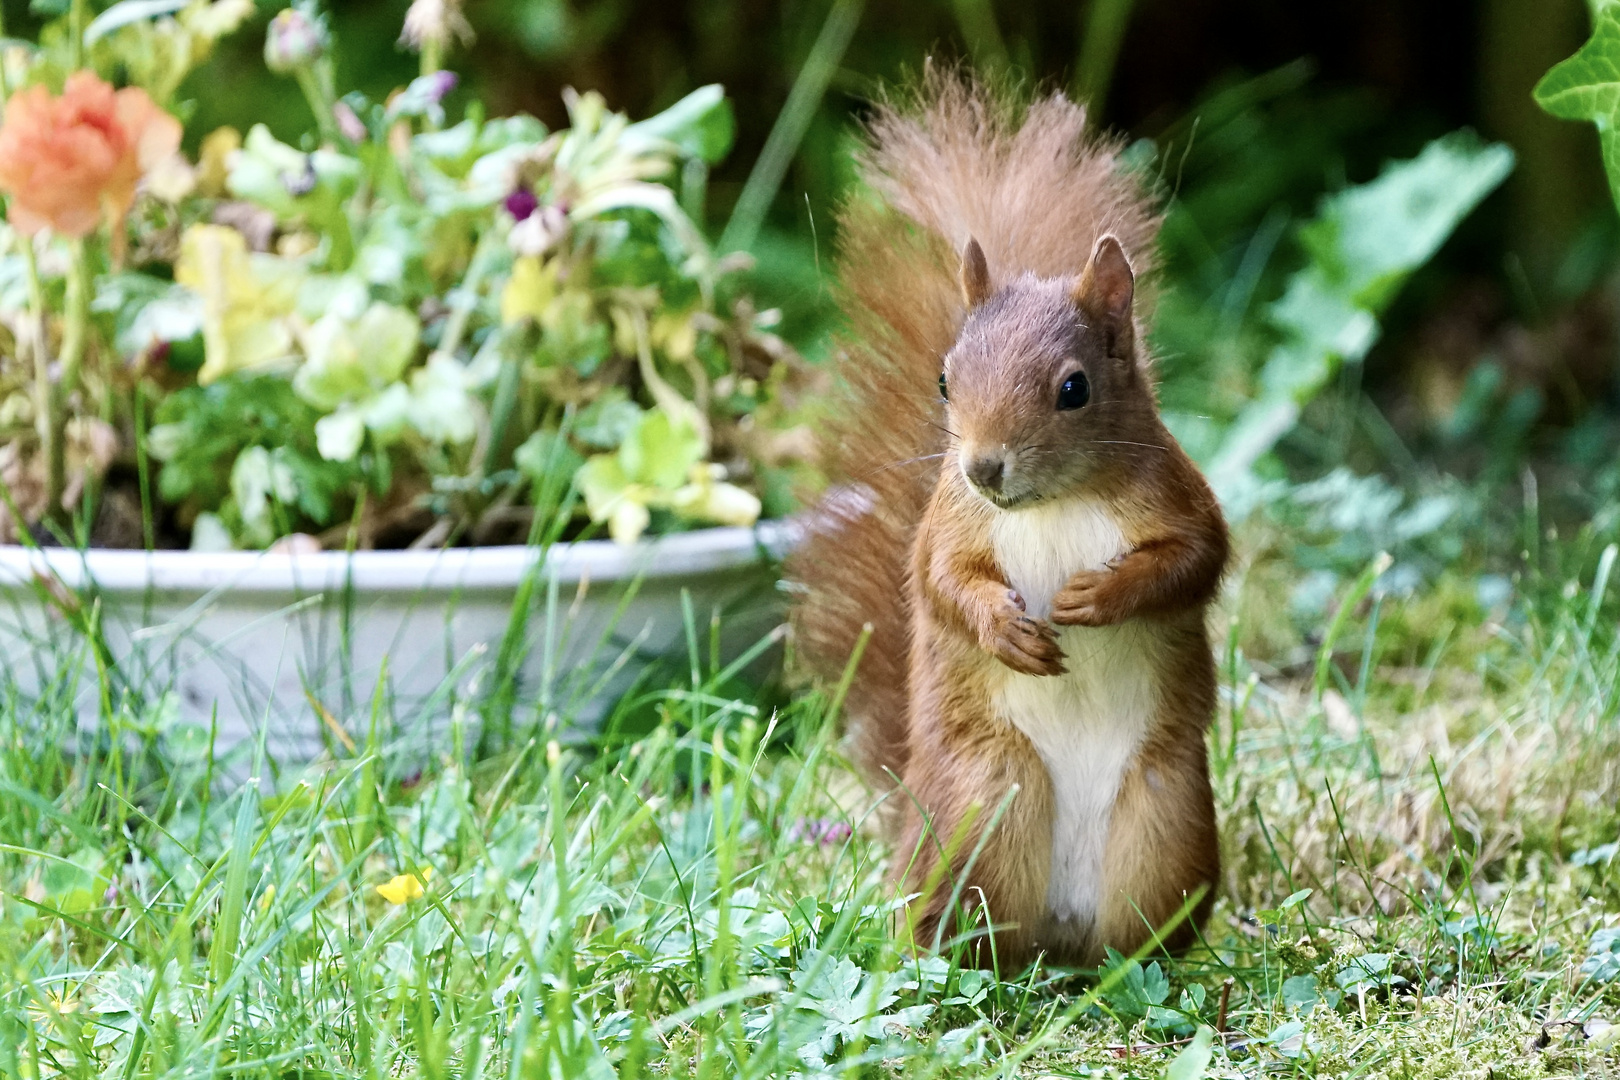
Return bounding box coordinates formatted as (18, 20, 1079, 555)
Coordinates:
(0, 72, 182, 238)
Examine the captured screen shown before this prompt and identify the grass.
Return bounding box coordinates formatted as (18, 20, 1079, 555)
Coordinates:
(3, 522, 1620, 1078)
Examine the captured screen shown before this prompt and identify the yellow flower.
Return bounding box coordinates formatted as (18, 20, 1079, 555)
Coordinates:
(376, 866, 432, 905)
(175, 224, 302, 384)
(672, 463, 761, 529)
(25, 988, 78, 1031)
(195, 126, 241, 198)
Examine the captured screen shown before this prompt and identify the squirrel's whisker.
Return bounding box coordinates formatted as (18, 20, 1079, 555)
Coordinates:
(1085, 439, 1168, 451)
(855, 453, 949, 482)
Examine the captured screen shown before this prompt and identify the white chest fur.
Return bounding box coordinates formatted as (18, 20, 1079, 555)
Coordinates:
(988, 499, 1161, 933)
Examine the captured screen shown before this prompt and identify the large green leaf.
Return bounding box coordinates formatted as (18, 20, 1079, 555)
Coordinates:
(1207, 131, 1512, 506)
(1536, 7, 1620, 123)
(1298, 132, 1515, 310)
(1535, 6, 1620, 206)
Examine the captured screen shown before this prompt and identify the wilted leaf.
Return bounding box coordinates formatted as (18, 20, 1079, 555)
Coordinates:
(85, 0, 189, 43)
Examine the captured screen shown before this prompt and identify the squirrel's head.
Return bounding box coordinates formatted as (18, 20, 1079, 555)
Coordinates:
(940, 234, 1157, 509)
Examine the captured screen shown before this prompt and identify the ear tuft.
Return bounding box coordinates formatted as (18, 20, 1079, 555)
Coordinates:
(959, 238, 992, 310)
(1073, 235, 1135, 349)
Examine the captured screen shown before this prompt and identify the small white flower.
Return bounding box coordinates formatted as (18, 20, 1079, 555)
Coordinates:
(400, 0, 474, 51)
(508, 204, 569, 258)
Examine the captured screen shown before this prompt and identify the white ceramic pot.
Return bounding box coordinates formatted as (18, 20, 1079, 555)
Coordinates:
(0, 523, 793, 766)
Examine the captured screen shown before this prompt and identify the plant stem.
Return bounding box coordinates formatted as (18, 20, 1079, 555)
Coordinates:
(295, 64, 339, 143)
(1074, 0, 1138, 118)
(134, 382, 154, 551)
(420, 39, 442, 79)
(21, 242, 64, 531)
(949, 0, 1010, 74)
(53, 239, 92, 531)
(70, 0, 88, 69)
(432, 228, 501, 365)
(718, 0, 864, 255)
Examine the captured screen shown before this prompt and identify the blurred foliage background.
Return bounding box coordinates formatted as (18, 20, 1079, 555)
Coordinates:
(8, 0, 1613, 545)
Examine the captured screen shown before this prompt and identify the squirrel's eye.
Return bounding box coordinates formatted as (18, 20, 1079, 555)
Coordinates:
(1056, 370, 1090, 411)
(939, 372, 949, 401)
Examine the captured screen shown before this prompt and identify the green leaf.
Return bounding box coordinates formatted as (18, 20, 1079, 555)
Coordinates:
(627, 84, 735, 163)
(228, 125, 362, 269)
(1334, 952, 1408, 996)
(293, 302, 421, 411)
(152, 374, 366, 545)
(1536, 8, 1620, 124)
(1265, 1019, 1307, 1058)
(1281, 974, 1320, 1011)
(1141, 961, 1171, 1006)
(1537, 8, 1620, 206)
(575, 390, 643, 449)
(1208, 131, 1512, 501)
(1165, 1026, 1215, 1080)
(43, 848, 109, 915)
(514, 430, 586, 487)
(620, 408, 703, 490)
(1296, 131, 1515, 310)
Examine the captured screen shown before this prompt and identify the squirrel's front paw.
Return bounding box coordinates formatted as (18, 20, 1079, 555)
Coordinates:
(1051, 570, 1127, 626)
(985, 592, 1067, 676)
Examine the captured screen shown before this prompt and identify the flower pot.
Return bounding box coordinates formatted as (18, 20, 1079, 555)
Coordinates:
(0, 524, 793, 767)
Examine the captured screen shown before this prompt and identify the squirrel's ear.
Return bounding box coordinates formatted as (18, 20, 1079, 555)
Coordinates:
(1074, 235, 1135, 354)
(960, 238, 992, 310)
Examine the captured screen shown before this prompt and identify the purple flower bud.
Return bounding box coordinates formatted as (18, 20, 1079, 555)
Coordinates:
(504, 188, 539, 221)
(264, 7, 329, 74)
(424, 69, 459, 104)
(334, 101, 367, 144)
(787, 817, 853, 846)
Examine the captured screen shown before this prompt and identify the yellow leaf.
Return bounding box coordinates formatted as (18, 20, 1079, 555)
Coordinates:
(176, 224, 301, 384)
(196, 126, 241, 198)
(501, 256, 555, 326)
(609, 498, 652, 545)
(652, 311, 697, 362)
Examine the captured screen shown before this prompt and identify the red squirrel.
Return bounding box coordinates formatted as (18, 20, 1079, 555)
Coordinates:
(790, 73, 1228, 968)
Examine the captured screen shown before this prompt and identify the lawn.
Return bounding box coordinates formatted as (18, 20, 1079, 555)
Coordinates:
(2, 518, 1619, 1079)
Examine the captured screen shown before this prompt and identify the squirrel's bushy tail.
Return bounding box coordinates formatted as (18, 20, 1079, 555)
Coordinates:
(787, 69, 1160, 787)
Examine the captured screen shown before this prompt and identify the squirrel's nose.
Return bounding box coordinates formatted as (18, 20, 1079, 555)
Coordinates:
(965, 454, 1005, 492)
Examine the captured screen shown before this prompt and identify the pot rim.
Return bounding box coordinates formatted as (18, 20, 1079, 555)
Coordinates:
(0, 521, 797, 595)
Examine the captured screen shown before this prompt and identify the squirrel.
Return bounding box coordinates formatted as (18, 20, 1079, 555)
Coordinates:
(789, 72, 1229, 969)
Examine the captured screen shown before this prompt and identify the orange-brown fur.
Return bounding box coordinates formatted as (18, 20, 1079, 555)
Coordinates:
(788, 71, 1228, 968)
